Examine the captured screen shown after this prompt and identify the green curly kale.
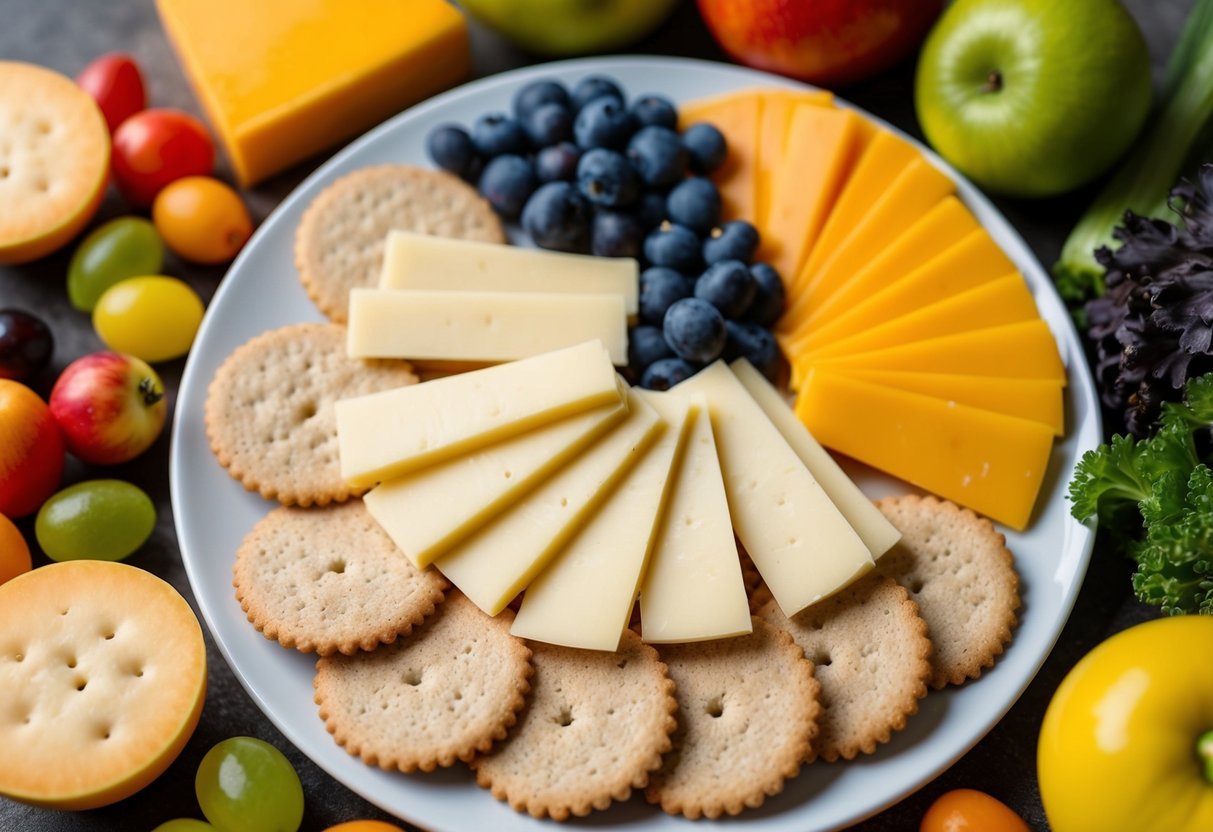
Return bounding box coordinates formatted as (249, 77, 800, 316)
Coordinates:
(1131, 466, 1213, 615)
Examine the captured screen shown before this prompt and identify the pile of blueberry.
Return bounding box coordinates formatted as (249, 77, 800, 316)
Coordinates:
(424, 74, 784, 390)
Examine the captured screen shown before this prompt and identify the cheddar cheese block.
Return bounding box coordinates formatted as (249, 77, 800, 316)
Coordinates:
(511, 392, 695, 651)
(336, 340, 623, 487)
(346, 289, 629, 364)
(640, 397, 752, 643)
(795, 370, 1054, 530)
(363, 402, 626, 568)
(435, 389, 661, 616)
(676, 362, 873, 615)
(677, 91, 762, 223)
(379, 230, 639, 315)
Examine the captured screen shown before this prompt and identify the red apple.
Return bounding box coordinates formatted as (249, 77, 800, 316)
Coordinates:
(697, 0, 943, 87)
(49, 352, 167, 466)
(0, 380, 66, 518)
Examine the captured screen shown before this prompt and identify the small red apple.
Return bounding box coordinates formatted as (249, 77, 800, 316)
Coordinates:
(0, 380, 66, 518)
(49, 352, 167, 466)
(697, 0, 943, 87)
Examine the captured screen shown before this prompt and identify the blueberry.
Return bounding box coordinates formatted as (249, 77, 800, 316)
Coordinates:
(628, 325, 674, 375)
(571, 75, 625, 111)
(695, 260, 757, 319)
(644, 223, 702, 274)
(522, 181, 592, 252)
(574, 96, 635, 150)
(630, 95, 677, 130)
(576, 148, 639, 208)
(703, 221, 759, 265)
(641, 357, 697, 391)
(479, 154, 536, 220)
(513, 79, 570, 120)
(535, 142, 581, 183)
(425, 124, 481, 181)
(723, 321, 779, 380)
(682, 122, 728, 173)
(634, 190, 669, 230)
(471, 113, 528, 158)
(523, 102, 573, 148)
(745, 263, 786, 327)
(639, 266, 692, 325)
(667, 177, 721, 234)
(592, 210, 644, 258)
(663, 297, 726, 364)
(626, 126, 687, 188)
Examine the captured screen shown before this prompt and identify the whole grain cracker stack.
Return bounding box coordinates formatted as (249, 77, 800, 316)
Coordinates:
(234, 501, 447, 656)
(757, 574, 931, 762)
(876, 494, 1021, 688)
(647, 617, 820, 819)
(471, 629, 677, 820)
(205, 322, 417, 507)
(295, 165, 505, 323)
(314, 592, 531, 773)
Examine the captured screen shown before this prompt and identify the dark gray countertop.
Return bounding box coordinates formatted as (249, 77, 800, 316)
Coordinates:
(0, 0, 1187, 829)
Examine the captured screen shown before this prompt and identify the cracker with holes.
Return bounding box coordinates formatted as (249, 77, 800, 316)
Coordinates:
(205, 322, 417, 506)
(470, 629, 676, 820)
(0, 561, 206, 810)
(646, 617, 819, 819)
(314, 591, 531, 773)
(234, 500, 447, 656)
(757, 574, 931, 762)
(876, 494, 1020, 689)
(295, 165, 505, 323)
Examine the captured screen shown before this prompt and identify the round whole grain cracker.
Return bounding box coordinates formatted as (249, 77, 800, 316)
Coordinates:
(234, 501, 447, 656)
(646, 618, 820, 820)
(757, 574, 931, 762)
(876, 494, 1021, 689)
(314, 591, 531, 773)
(471, 629, 676, 821)
(295, 164, 505, 323)
(205, 322, 416, 507)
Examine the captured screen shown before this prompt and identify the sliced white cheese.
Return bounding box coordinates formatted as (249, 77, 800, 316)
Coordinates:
(336, 340, 623, 488)
(511, 390, 695, 651)
(675, 361, 873, 616)
(363, 401, 626, 569)
(729, 358, 900, 559)
(639, 395, 752, 643)
(435, 388, 662, 616)
(380, 230, 639, 315)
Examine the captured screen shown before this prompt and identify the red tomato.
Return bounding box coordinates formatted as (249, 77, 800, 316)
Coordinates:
(112, 109, 215, 207)
(76, 52, 146, 133)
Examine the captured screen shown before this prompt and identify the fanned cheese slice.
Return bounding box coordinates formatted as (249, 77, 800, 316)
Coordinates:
(677, 91, 762, 223)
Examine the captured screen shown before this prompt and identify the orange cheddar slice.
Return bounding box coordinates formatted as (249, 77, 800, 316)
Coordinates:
(795, 370, 1054, 530)
(678, 91, 761, 223)
(830, 369, 1065, 436)
(755, 89, 834, 227)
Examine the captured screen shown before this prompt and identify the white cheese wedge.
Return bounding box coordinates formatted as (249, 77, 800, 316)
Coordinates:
(363, 401, 626, 569)
(380, 230, 639, 315)
(434, 388, 662, 616)
(675, 361, 873, 616)
(639, 395, 752, 643)
(511, 390, 695, 651)
(347, 288, 629, 365)
(336, 340, 623, 488)
(729, 359, 900, 559)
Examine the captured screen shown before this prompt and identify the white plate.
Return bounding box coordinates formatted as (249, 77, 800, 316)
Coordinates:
(170, 56, 1100, 831)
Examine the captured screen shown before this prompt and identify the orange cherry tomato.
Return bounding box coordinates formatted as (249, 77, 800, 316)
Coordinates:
(920, 789, 1030, 832)
(0, 513, 32, 585)
(152, 176, 252, 264)
(322, 822, 405, 832)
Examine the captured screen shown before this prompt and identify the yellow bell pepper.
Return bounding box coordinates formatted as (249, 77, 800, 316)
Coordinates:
(1038, 616, 1213, 832)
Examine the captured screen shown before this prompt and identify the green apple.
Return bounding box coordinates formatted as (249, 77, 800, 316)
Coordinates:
(915, 0, 1151, 198)
(459, 0, 680, 56)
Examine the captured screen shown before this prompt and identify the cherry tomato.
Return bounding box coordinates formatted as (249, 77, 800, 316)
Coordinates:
(0, 513, 32, 586)
(76, 53, 146, 133)
(112, 109, 214, 207)
(67, 217, 164, 312)
(153, 177, 252, 264)
(921, 789, 1030, 832)
(93, 276, 204, 363)
(323, 823, 405, 832)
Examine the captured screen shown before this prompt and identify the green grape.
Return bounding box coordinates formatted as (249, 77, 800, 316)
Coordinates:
(196, 737, 304, 832)
(151, 820, 216, 832)
(67, 217, 164, 312)
(35, 479, 155, 562)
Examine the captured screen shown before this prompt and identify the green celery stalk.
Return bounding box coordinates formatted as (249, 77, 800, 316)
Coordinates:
(1054, 0, 1213, 302)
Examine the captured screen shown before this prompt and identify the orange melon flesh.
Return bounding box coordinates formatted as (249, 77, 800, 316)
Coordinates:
(678, 90, 761, 223)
